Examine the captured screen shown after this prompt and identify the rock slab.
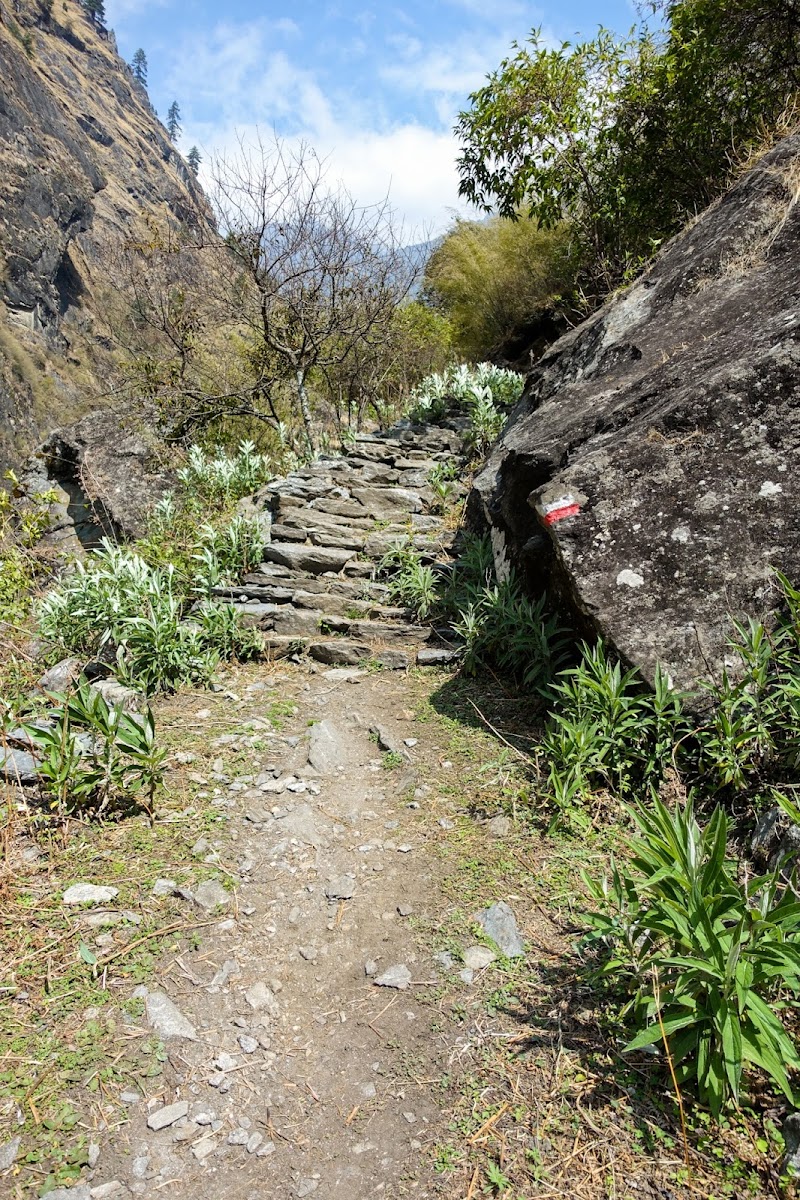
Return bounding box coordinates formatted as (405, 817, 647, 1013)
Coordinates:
(147, 1100, 189, 1131)
(63, 884, 119, 906)
(145, 991, 198, 1041)
(471, 133, 800, 692)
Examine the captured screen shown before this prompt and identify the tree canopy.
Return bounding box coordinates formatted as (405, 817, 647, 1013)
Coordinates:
(456, 0, 800, 300)
(131, 48, 147, 85)
(423, 216, 578, 363)
(166, 101, 181, 142)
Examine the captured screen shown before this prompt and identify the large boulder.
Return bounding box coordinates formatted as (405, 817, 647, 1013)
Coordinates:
(21, 409, 175, 549)
(471, 135, 800, 692)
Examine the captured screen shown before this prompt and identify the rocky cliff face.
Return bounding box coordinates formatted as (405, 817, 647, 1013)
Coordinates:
(471, 134, 800, 692)
(0, 0, 211, 467)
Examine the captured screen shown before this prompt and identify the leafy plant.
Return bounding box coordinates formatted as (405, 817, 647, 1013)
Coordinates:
(464, 384, 505, 457)
(194, 600, 265, 661)
(36, 511, 266, 694)
(583, 796, 800, 1115)
(454, 575, 569, 696)
(192, 514, 266, 591)
(113, 596, 218, 695)
(408, 362, 523, 425)
(377, 542, 441, 621)
(23, 680, 165, 816)
(542, 644, 686, 822)
(176, 440, 273, 504)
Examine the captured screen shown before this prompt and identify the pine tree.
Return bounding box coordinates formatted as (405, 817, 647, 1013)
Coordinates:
(166, 101, 182, 142)
(131, 48, 147, 85)
(187, 146, 202, 176)
(81, 0, 106, 28)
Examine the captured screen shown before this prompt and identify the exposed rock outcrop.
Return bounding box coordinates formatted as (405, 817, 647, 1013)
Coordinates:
(21, 409, 176, 552)
(0, 0, 212, 467)
(471, 134, 800, 692)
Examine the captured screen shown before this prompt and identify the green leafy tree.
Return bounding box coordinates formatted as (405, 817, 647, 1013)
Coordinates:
(166, 100, 181, 142)
(456, 2, 800, 301)
(131, 48, 147, 85)
(455, 29, 649, 293)
(187, 146, 201, 175)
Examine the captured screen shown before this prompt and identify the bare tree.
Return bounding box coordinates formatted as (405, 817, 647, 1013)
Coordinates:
(103, 134, 426, 453)
(209, 133, 421, 452)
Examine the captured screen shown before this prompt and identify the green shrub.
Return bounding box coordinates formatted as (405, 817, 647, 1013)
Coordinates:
(695, 591, 800, 793)
(582, 796, 800, 1115)
(408, 362, 523, 425)
(454, 575, 569, 696)
(192, 515, 266, 593)
(36, 514, 266, 694)
(23, 679, 165, 817)
(423, 214, 578, 361)
(543, 572, 800, 823)
(113, 595, 219, 695)
(542, 644, 687, 824)
(463, 384, 506, 457)
(377, 542, 441, 621)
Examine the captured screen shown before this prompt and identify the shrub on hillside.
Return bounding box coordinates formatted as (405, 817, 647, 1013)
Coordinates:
(423, 215, 578, 361)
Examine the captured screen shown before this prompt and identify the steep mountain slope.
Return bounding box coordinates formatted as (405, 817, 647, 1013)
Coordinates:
(0, 0, 212, 467)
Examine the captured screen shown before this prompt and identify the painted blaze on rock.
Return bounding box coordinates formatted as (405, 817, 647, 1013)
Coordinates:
(471, 134, 800, 693)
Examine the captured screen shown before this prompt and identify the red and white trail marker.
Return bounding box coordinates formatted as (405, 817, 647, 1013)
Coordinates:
(540, 495, 582, 526)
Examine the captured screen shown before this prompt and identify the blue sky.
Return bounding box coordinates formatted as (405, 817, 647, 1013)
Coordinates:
(106, 0, 638, 235)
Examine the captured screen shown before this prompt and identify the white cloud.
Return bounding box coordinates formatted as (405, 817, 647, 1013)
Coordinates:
(382, 40, 503, 102)
(193, 119, 472, 236)
(168, 20, 482, 232)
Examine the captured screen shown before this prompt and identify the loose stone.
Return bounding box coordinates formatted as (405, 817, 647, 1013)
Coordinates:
(62, 884, 119, 906)
(373, 964, 412, 990)
(147, 1101, 189, 1132)
(475, 901, 525, 958)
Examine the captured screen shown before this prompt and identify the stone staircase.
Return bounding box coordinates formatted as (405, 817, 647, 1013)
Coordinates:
(218, 423, 467, 670)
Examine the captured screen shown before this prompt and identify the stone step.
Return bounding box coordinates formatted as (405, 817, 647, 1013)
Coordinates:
(349, 486, 424, 517)
(291, 591, 407, 620)
(234, 418, 470, 673)
(277, 504, 376, 532)
(319, 616, 433, 644)
(309, 497, 370, 519)
(262, 543, 354, 575)
(342, 560, 376, 578)
(262, 634, 458, 670)
(307, 641, 410, 670)
(268, 523, 308, 543)
(242, 573, 390, 600)
(307, 529, 366, 552)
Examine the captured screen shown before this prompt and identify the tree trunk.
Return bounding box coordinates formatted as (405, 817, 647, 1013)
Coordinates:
(296, 370, 316, 457)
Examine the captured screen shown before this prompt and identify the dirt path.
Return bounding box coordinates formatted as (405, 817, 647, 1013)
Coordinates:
(86, 663, 492, 1200)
